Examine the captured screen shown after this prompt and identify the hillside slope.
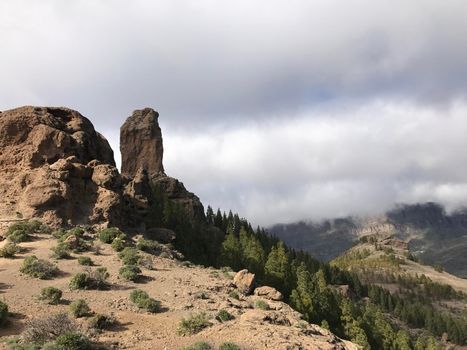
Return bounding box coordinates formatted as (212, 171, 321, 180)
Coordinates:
(0, 224, 357, 350)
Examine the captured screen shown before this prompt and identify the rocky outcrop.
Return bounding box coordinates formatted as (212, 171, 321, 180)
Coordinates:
(0, 107, 122, 227)
(254, 286, 283, 301)
(120, 108, 164, 179)
(233, 269, 256, 295)
(152, 175, 205, 221)
(120, 108, 205, 222)
(0, 106, 206, 229)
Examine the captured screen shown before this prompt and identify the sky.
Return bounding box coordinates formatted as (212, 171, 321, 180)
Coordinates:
(1, 0, 467, 226)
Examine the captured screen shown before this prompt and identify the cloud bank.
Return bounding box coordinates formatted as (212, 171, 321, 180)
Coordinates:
(1, 1, 467, 225)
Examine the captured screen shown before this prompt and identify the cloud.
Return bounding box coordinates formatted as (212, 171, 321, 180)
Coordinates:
(1, 1, 467, 225)
(163, 100, 467, 225)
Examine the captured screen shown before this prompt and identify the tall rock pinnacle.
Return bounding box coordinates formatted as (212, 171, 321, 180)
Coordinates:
(120, 108, 165, 179)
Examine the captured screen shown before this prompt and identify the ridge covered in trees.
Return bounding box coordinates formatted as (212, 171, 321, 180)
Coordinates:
(147, 185, 467, 349)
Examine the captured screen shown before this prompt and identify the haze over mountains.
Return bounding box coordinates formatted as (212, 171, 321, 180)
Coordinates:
(270, 202, 467, 278)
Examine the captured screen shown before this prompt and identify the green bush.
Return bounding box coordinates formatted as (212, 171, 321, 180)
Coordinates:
(219, 342, 241, 350)
(0, 301, 8, 325)
(69, 273, 89, 290)
(111, 237, 126, 252)
(88, 314, 115, 330)
(136, 238, 163, 255)
(7, 230, 30, 243)
(6, 220, 50, 243)
(216, 309, 234, 322)
(69, 299, 91, 318)
(255, 300, 269, 310)
(181, 342, 212, 350)
(119, 265, 141, 282)
(20, 256, 60, 279)
(129, 289, 160, 313)
(77, 257, 93, 266)
(51, 242, 71, 259)
(118, 247, 140, 266)
(177, 312, 212, 336)
(49, 331, 92, 350)
(98, 228, 124, 244)
(228, 291, 240, 300)
(39, 287, 62, 305)
(52, 228, 67, 240)
(0, 242, 20, 258)
(69, 268, 109, 290)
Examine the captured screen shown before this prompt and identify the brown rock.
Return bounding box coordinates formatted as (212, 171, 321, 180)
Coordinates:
(233, 269, 256, 295)
(152, 175, 205, 221)
(254, 286, 284, 301)
(0, 106, 121, 227)
(120, 108, 164, 179)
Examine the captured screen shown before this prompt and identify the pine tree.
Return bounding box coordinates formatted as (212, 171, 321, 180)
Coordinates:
(264, 242, 291, 294)
(220, 227, 242, 271)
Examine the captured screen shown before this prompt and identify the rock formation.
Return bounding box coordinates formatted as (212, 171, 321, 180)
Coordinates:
(0, 105, 206, 231)
(120, 108, 164, 178)
(0, 106, 122, 227)
(120, 108, 205, 222)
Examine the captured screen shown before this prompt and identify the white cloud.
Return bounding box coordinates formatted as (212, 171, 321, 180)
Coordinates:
(164, 100, 467, 225)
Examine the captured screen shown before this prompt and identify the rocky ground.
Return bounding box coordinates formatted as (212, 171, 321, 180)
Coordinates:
(0, 228, 357, 350)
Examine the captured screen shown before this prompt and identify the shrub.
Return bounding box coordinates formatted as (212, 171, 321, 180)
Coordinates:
(69, 268, 109, 290)
(136, 238, 163, 255)
(39, 287, 63, 305)
(118, 247, 140, 266)
(20, 256, 59, 279)
(177, 312, 212, 336)
(129, 289, 160, 313)
(98, 228, 124, 244)
(69, 273, 89, 290)
(255, 300, 269, 310)
(49, 331, 92, 350)
(7, 230, 30, 243)
(69, 299, 91, 318)
(88, 314, 115, 330)
(77, 257, 93, 266)
(0, 301, 8, 325)
(51, 242, 71, 259)
(219, 342, 242, 350)
(19, 313, 76, 345)
(6, 220, 50, 243)
(0, 242, 20, 258)
(181, 342, 212, 350)
(119, 265, 141, 282)
(52, 228, 67, 240)
(216, 309, 233, 322)
(111, 237, 127, 252)
(228, 291, 240, 300)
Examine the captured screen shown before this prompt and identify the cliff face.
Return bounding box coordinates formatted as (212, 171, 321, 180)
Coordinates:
(0, 106, 122, 227)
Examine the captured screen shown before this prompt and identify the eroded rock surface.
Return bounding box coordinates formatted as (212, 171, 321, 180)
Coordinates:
(0, 106, 121, 227)
(120, 108, 164, 179)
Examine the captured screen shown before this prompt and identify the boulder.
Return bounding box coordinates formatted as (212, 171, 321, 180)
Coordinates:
(146, 227, 176, 243)
(233, 269, 256, 295)
(254, 286, 283, 301)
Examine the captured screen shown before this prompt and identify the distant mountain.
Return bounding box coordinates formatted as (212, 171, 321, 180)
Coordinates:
(270, 202, 467, 278)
